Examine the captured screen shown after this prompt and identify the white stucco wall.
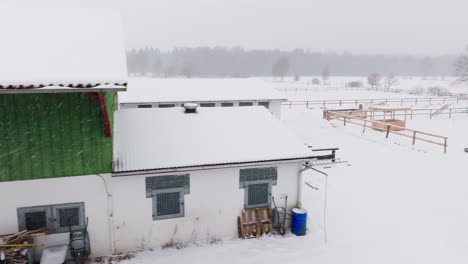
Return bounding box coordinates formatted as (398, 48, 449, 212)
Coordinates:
(119, 99, 284, 119)
(111, 162, 301, 252)
(0, 174, 113, 257)
(0, 162, 302, 256)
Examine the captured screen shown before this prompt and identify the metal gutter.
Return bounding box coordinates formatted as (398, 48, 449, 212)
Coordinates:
(119, 98, 287, 106)
(112, 157, 319, 177)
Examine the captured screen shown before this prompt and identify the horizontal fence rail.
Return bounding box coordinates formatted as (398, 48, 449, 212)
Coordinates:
(328, 111, 448, 154)
(276, 87, 468, 98)
(282, 97, 465, 108)
(276, 86, 368, 93)
(324, 107, 468, 120)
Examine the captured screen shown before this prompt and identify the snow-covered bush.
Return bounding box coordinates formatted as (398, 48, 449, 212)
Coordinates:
(347, 81, 363, 88)
(409, 86, 424, 95)
(427, 86, 450, 96)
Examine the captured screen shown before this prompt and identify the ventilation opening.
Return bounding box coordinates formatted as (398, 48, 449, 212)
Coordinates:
(184, 103, 198, 114)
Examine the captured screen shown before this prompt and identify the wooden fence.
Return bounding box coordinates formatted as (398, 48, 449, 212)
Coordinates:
(282, 97, 465, 108)
(276, 87, 468, 98)
(324, 107, 468, 120)
(276, 86, 367, 93)
(329, 111, 448, 154)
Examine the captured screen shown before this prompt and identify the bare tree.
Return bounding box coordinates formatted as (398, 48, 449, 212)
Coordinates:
(383, 73, 399, 91)
(162, 65, 176, 78)
(421, 57, 433, 80)
(182, 64, 193, 78)
(150, 57, 162, 77)
(312, 78, 321, 85)
(272, 57, 289, 82)
(368, 73, 382, 89)
(321, 65, 330, 85)
(454, 47, 468, 86)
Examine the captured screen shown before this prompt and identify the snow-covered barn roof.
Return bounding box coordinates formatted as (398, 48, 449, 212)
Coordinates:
(113, 106, 313, 174)
(0, 8, 128, 91)
(118, 78, 286, 104)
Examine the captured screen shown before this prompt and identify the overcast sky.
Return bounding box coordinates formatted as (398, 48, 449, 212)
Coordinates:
(2, 0, 467, 55)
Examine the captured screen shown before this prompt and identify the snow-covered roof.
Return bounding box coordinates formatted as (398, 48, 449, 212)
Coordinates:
(118, 78, 287, 104)
(113, 106, 313, 173)
(0, 8, 128, 90)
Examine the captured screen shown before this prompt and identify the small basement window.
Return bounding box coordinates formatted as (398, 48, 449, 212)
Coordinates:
(200, 103, 216, 107)
(138, 104, 153, 108)
(258, 102, 270, 109)
(17, 203, 85, 233)
(244, 180, 272, 209)
(221, 102, 234, 107)
(152, 188, 185, 220)
(146, 174, 190, 221)
(239, 102, 254, 107)
(158, 104, 176, 108)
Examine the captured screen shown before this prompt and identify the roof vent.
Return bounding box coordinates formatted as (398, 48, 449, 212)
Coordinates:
(184, 103, 198, 114)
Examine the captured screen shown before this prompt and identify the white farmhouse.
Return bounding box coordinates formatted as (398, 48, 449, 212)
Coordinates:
(118, 77, 287, 118)
(0, 7, 323, 261)
(111, 106, 316, 250)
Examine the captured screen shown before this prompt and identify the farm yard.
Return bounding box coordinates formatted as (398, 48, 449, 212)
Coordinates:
(2, 1, 468, 263)
(103, 78, 468, 264)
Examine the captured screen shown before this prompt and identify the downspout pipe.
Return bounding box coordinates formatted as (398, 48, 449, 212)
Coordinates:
(96, 174, 115, 254)
(297, 161, 314, 208)
(297, 163, 329, 243)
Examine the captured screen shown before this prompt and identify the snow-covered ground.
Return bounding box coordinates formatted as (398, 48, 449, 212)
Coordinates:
(104, 88, 468, 264)
(269, 76, 467, 96)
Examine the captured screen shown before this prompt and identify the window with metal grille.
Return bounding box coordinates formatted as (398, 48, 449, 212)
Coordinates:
(17, 203, 85, 233)
(58, 208, 80, 228)
(138, 104, 153, 108)
(244, 180, 272, 209)
(221, 102, 234, 107)
(258, 102, 270, 109)
(152, 189, 185, 220)
(24, 211, 48, 230)
(239, 102, 253, 107)
(200, 103, 216, 107)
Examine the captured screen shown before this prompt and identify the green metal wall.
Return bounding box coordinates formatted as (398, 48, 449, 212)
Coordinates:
(0, 92, 116, 181)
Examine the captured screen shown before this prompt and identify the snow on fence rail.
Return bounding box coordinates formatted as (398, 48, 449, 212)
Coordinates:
(282, 97, 464, 108)
(324, 107, 468, 120)
(329, 111, 448, 154)
(275, 86, 367, 93)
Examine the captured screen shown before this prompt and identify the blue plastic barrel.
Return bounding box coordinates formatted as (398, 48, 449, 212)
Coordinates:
(291, 208, 307, 236)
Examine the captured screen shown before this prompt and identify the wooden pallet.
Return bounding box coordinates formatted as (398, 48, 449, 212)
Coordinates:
(237, 207, 273, 239)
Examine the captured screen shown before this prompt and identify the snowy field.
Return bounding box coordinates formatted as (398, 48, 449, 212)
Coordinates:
(101, 88, 468, 264)
(269, 76, 467, 97)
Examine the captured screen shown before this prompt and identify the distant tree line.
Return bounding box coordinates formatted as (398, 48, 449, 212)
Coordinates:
(126, 47, 457, 78)
(454, 46, 468, 86)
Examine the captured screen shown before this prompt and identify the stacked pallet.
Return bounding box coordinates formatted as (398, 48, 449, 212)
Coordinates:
(237, 208, 273, 239)
(0, 230, 45, 264)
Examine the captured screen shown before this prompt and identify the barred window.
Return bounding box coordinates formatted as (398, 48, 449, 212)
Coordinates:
(18, 203, 85, 233)
(24, 211, 48, 230)
(244, 180, 272, 209)
(152, 189, 185, 220)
